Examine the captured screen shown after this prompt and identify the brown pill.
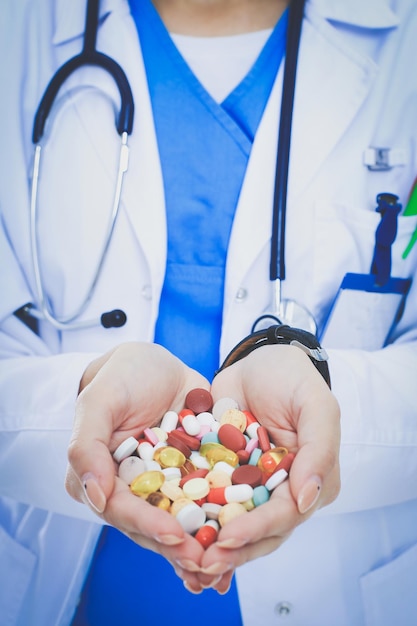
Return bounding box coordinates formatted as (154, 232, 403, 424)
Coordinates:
(231, 464, 263, 488)
(185, 388, 213, 414)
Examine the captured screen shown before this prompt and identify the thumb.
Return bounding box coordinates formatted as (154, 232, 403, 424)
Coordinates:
(65, 383, 118, 514)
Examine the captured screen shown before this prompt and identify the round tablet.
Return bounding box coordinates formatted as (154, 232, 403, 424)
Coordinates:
(185, 388, 213, 414)
(112, 436, 138, 463)
(175, 502, 206, 534)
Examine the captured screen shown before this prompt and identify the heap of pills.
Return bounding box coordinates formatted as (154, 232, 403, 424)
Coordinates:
(113, 388, 295, 549)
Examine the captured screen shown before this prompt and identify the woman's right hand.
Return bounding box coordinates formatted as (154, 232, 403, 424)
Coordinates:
(65, 342, 213, 591)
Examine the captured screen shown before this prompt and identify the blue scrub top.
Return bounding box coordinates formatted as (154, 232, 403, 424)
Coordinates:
(72, 2, 287, 624)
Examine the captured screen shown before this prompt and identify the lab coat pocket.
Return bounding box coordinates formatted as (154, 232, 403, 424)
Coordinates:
(360, 541, 417, 626)
(0, 525, 36, 626)
(314, 202, 416, 349)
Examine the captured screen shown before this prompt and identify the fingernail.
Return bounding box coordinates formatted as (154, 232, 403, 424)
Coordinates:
(82, 473, 106, 514)
(201, 562, 234, 576)
(183, 581, 203, 595)
(216, 582, 232, 595)
(200, 575, 222, 589)
(297, 475, 322, 514)
(216, 537, 247, 549)
(154, 534, 184, 546)
(175, 559, 201, 573)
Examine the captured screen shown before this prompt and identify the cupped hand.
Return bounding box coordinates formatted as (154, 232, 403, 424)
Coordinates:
(65, 341, 212, 590)
(197, 343, 341, 593)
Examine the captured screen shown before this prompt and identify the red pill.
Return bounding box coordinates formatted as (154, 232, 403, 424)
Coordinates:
(236, 449, 250, 465)
(167, 430, 201, 451)
(231, 464, 263, 488)
(166, 433, 192, 458)
(218, 423, 246, 452)
(179, 469, 209, 488)
(185, 388, 213, 414)
(194, 520, 219, 549)
(257, 425, 272, 452)
(178, 408, 195, 423)
(243, 410, 258, 427)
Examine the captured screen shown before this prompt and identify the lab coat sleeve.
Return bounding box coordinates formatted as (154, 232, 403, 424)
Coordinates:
(321, 336, 417, 515)
(0, 308, 101, 521)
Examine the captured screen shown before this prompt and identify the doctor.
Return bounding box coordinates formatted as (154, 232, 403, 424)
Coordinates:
(1, 0, 417, 625)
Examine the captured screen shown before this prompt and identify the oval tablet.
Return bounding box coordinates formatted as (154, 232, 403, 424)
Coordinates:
(231, 464, 263, 488)
(113, 436, 138, 463)
(218, 423, 246, 452)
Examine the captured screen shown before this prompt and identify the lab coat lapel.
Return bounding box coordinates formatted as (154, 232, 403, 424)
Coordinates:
(225, 3, 381, 303)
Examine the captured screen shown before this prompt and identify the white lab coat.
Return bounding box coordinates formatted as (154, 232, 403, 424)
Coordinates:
(1, 0, 417, 624)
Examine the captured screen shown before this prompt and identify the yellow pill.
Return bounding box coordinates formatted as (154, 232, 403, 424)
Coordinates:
(146, 492, 171, 510)
(130, 471, 165, 497)
(151, 426, 168, 443)
(218, 502, 247, 527)
(199, 442, 224, 456)
(182, 477, 210, 501)
(257, 447, 288, 474)
(205, 446, 239, 468)
(219, 408, 247, 432)
(154, 446, 186, 468)
(160, 481, 184, 502)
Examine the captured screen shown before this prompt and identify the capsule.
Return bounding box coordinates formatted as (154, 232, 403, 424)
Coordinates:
(207, 484, 254, 505)
(130, 471, 165, 498)
(194, 520, 219, 548)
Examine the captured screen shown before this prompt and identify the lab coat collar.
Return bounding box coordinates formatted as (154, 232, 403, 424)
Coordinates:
(309, 0, 399, 29)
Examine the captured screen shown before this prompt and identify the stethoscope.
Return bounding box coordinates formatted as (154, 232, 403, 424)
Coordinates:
(27, 0, 317, 335)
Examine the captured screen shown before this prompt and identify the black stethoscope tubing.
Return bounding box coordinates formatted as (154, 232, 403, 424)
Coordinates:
(271, 0, 306, 283)
(32, 0, 134, 144)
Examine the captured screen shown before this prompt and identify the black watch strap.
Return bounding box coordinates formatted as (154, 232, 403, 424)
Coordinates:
(216, 324, 331, 388)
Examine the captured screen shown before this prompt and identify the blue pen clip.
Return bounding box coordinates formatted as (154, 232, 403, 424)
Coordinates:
(370, 193, 402, 286)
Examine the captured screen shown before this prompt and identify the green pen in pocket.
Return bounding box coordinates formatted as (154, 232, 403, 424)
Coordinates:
(402, 179, 417, 259)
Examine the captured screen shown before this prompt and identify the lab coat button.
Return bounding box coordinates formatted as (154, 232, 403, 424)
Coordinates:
(275, 601, 293, 617)
(141, 285, 152, 300)
(235, 288, 248, 302)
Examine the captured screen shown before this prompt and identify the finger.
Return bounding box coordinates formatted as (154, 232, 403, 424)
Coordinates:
(289, 384, 341, 513)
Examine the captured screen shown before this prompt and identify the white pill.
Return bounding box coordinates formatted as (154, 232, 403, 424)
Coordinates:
(182, 414, 201, 436)
(175, 502, 206, 534)
(113, 436, 138, 463)
(225, 484, 254, 503)
(202, 502, 222, 520)
(212, 397, 239, 421)
(145, 460, 161, 472)
(265, 469, 288, 491)
(160, 410, 179, 433)
(137, 441, 154, 461)
(212, 461, 235, 476)
(196, 412, 215, 427)
(118, 456, 146, 485)
(162, 467, 182, 481)
(246, 422, 261, 439)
